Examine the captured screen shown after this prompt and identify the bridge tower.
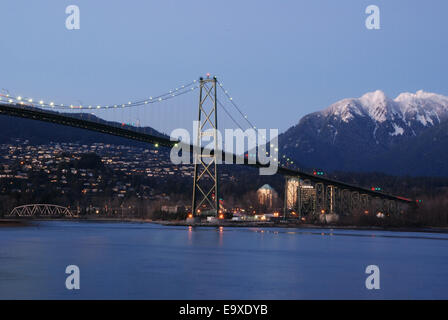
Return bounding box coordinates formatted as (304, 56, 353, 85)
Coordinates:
(191, 76, 220, 218)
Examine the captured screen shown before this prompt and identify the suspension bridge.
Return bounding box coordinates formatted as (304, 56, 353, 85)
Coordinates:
(0, 75, 414, 221)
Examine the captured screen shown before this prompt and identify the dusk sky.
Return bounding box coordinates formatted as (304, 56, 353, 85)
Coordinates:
(1, 0, 447, 132)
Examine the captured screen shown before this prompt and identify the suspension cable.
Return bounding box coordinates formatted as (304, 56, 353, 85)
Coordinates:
(0, 80, 198, 110)
(217, 80, 298, 167)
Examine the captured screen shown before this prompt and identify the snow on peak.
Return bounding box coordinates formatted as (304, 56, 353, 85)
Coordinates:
(359, 90, 388, 106)
(323, 89, 448, 126)
(394, 90, 448, 125)
(395, 90, 448, 107)
(358, 90, 394, 123)
(324, 98, 363, 123)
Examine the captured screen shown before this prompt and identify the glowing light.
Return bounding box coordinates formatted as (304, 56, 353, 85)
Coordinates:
(0, 81, 196, 111)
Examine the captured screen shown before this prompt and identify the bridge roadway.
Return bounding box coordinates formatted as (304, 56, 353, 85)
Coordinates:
(0, 103, 412, 204)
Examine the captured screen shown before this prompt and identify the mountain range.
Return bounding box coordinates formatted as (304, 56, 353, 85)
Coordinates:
(279, 90, 448, 176)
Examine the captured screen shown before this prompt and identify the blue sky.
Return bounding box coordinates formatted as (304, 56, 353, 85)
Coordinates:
(0, 0, 447, 132)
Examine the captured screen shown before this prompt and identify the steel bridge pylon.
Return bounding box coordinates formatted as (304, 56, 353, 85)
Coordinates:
(191, 76, 220, 218)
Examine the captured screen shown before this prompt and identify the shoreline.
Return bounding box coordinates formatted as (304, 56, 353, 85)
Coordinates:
(1, 217, 448, 234)
(152, 220, 448, 234)
(0, 219, 32, 227)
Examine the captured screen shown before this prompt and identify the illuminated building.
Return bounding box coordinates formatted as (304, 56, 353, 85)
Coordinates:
(257, 184, 277, 208)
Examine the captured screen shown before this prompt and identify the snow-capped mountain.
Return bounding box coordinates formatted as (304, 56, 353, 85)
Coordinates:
(280, 90, 448, 176)
(327, 90, 448, 137)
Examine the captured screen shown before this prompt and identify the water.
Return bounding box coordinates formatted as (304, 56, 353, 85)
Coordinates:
(0, 221, 447, 299)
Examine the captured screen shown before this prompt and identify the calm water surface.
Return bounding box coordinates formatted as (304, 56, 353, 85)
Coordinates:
(0, 221, 447, 299)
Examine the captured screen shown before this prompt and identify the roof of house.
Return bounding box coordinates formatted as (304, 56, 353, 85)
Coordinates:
(258, 184, 274, 191)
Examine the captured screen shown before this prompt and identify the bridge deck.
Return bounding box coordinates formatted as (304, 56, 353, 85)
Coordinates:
(0, 103, 413, 204)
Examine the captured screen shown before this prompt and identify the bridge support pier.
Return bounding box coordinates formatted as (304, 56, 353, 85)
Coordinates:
(341, 189, 350, 216)
(361, 194, 370, 214)
(315, 183, 325, 215)
(284, 176, 300, 220)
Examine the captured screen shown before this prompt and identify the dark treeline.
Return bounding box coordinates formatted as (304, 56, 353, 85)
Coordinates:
(1, 152, 448, 227)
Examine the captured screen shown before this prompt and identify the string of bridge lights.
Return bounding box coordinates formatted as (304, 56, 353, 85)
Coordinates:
(0, 76, 297, 167)
(0, 80, 199, 110)
(217, 80, 296, 167)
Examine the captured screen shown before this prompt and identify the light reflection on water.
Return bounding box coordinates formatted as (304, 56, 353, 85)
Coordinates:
(0, 221, 447, 299)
